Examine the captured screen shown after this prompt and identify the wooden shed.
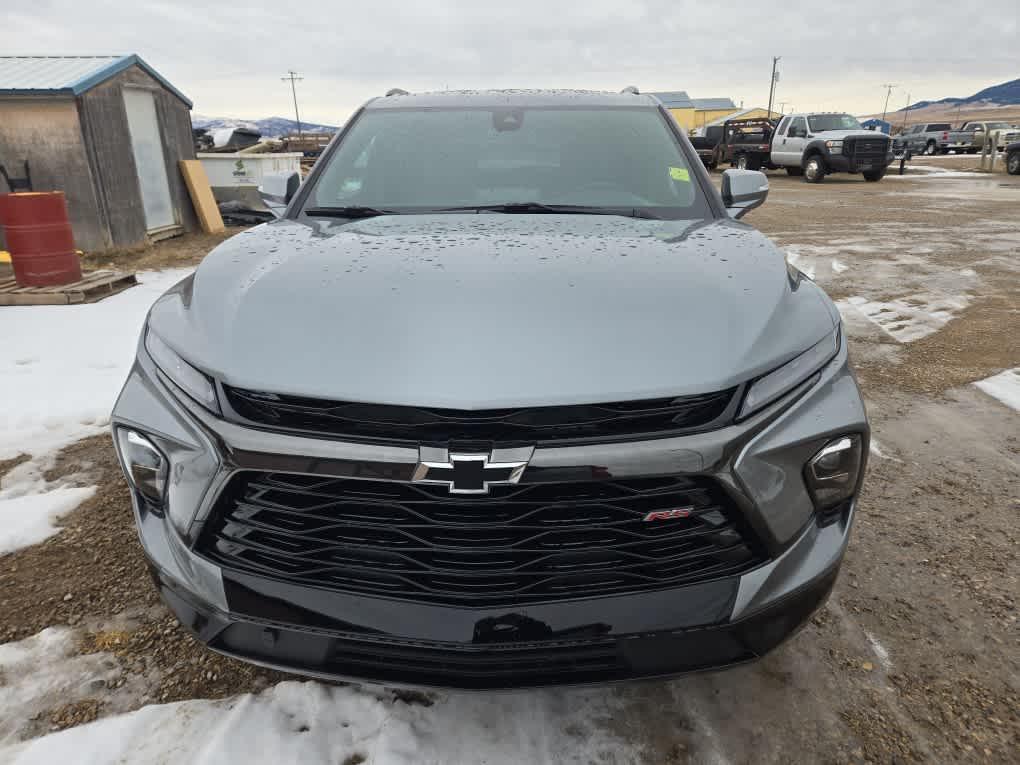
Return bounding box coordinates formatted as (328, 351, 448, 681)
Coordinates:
(0, 55, 198, 253)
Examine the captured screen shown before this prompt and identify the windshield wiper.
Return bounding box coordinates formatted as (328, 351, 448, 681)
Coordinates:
(435, 202, 662, 219)
(303, 206, 399, 219)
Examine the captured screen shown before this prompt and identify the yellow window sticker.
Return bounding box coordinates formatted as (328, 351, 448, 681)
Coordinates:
(669, 166, 690, 182)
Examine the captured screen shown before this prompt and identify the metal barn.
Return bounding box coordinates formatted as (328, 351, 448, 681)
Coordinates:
(0, 55, 198, 252)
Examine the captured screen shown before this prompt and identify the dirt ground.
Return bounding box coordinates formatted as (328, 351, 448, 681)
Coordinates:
(1, 158, 1017, 762)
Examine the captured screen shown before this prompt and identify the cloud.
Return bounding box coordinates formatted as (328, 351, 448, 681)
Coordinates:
(5, 0, 1017, 123)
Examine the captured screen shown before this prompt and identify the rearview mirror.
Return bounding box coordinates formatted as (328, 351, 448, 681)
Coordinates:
(721, 169, 768, 219)
(258, 171, 301, 217)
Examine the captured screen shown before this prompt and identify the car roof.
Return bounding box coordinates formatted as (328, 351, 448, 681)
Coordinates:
(365, 89, 660, 110)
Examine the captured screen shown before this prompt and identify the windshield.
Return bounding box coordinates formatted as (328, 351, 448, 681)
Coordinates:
(982, 122, 1011, 130)
(306, 107, 710, 218)
(807, 114, 862, 132)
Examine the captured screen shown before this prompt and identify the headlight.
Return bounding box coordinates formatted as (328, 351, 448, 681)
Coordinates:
(825, 140, 843, 153)
(115, 428, 168, 505)
(739, 327, 840, 418)
(805, 434, 864, 511)
(145, 329, 220, 413)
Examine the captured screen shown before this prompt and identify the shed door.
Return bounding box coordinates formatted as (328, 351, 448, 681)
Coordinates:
(123, 88, 176, 232)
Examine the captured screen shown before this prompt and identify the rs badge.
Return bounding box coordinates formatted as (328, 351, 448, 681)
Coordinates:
(643, 507, 693, 522)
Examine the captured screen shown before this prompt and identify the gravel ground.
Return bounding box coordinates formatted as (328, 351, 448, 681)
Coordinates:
(1, 161, 1017, 762)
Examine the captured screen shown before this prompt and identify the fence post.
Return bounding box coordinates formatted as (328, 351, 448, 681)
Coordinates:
(989, 130, 1001, 171)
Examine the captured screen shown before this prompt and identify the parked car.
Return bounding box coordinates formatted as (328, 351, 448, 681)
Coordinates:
(945, 121, 1020, 153)
(690, 124, 724, 169)
(770, 113, 894, 182)
(891, 123, 953, 155)
(112, 88, 869, 690)
(1006, 141, 1020, 175)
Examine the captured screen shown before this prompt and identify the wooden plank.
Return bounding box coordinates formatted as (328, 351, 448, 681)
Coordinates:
(0, 271, 137, 306)
(0, 291, 72, 306)
(178, 159, 225, 233)
(79, 273, 137, 303)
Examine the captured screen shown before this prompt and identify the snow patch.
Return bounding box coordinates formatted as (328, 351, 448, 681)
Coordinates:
(0, 486, 96, 554)
(0, 269, 191, 462)
(840, 294, 969, 343)
(886, 166, 986, 179)
(0, 628, 126, 745)
(864, 630, 893, 671)
(831, 259, 848, 274)
(0, 679, 633, 765)
(974, 368, 1020, 412)
(868, 439, 899, 462)
(0, 269, 189, 552)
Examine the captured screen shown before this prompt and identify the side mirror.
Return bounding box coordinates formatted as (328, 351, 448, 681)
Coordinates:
(721, 169, 769, 219)
(258, 171, 301, 217)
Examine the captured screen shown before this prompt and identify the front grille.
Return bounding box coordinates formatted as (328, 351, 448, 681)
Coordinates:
(198, 472, 765, 606)
(213, 621, 758, 688)
(846, 136, 890, 160)
(222, 386, 737, 446)
(325, 633, 625, 685)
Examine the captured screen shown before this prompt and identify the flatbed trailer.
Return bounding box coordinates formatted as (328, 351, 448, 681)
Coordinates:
(718, 118, 779, 171)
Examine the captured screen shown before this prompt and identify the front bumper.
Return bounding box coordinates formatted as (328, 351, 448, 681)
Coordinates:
(112, 330, 867, 689)
(825, 151, 894, 173)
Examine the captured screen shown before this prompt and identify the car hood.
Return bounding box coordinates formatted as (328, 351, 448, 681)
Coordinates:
(148, 215, 837, 408)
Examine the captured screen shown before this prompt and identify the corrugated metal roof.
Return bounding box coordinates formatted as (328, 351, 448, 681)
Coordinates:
(648, 91, 693, 109)
(691, 97, 736, 110)
(649, 92, 736, 111)
(0, 55, 123, 91)
(0, 54, 191, 107)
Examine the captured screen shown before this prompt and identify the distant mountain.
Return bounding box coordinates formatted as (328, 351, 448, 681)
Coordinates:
(906, 77, 1020, 110)
(192, 114, 339, 137)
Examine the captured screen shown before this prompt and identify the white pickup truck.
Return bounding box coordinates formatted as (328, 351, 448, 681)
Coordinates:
(769, 112, 894, 182)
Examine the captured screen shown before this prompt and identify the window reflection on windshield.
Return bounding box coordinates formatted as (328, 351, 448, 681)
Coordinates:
(308, 107, 709, 217)
(807, 114, 862, 132)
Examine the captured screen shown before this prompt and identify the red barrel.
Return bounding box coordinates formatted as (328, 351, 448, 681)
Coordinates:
(0, 192, 82, 287)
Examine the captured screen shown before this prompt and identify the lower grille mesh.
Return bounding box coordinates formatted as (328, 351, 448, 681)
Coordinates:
(197, 472, 765, 606)
(847, 136, 890, 160)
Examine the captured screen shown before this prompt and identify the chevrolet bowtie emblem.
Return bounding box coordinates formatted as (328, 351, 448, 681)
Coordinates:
(412, 446, 533, 494)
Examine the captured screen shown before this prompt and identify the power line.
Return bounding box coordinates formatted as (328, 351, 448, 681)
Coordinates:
(281, 70, 304, 139)
(881, 83, 898, 123)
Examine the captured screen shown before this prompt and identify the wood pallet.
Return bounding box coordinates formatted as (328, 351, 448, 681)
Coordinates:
(0, 270, 138, 306)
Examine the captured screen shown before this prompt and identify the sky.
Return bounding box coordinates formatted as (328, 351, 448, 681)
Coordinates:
(6, 0, 1018, 125)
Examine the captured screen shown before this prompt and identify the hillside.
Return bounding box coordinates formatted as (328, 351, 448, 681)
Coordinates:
(905, 78, 1020, 110)
(192, 115, 339, 137)
(861, 77, 1020, 126)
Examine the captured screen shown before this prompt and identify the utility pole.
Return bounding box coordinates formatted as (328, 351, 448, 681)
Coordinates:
(900, 92, 911, 133)
(881, 83, 897, 123)
(766, 57, 781, 119)
(281, 70, 304, 139)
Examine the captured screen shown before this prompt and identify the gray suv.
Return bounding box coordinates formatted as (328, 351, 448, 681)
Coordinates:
(112, 88, 868, 689)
